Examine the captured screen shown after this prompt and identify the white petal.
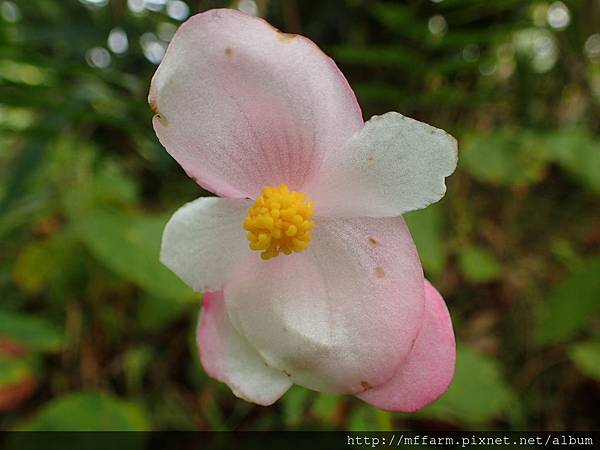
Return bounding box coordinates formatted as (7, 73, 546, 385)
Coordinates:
(224, 216, 425, 394)
(198, 291, 292, 405)
(306, 112, 457, 217)
(161, 197, 251, 292)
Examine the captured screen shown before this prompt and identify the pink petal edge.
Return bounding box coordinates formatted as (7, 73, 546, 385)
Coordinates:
(198, 291, 292, 406)
(356, 279, 456, 412)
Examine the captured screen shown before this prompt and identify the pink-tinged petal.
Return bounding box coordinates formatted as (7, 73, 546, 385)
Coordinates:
(150, 9, 363, 198)
(357, 279, 456, 412)
(161, 197, 251, 292)
(198, 291, 292, 405)
(305, 112, 457, 217)
(223, 216, 425, 394)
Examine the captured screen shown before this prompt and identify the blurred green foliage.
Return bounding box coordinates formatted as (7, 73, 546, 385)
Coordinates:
(0, 0, 599, 431)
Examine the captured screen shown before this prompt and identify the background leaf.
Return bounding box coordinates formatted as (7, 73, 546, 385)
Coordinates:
(76, 206, 194, 301)
(536, 258, 600, 345)
(417, 345, 519, 426)
(568, 340, 600, 381)
(459, 246, 502, 284)
(404, 203, 447, 277)
(0, 311, 63, 353)
(19, 392, 150, 431)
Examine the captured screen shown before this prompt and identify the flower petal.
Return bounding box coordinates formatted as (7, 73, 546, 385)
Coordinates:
(357, 279, 456, 412)
(150, 9, 363, 198)
(305, 112, 457, 217)
(160, 197, 251, 292)
(224, 216, 425, 394)
(198, 291, 292, 405)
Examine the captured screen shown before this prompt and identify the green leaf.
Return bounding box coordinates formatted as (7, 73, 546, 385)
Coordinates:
(13, 232, 78, 296)
(332, 45, 420, 69)
(310, 393, 342, 425)
(93, 164, 139, 205)
(404, 203, 447, 277)
(76, 206, 194, 301)
(13, 239, 61, 295)
(0, 354, 34, 388)
(417, 345, 518, 426)
(137, 293, 197, 331)
(348, 405, 379, 431)
(460, 130, 548, 187)
(369, 2, 428, 41)
(0, 310, 63, 352)
(282, 385, 311, 428)
(569, 340, 600, 381)
(546, 127, 600, 194)
(458, 246, 502, 283)
(19, 392, 150, 431)
(536, 258, 600, 345)
(123, 347, 153, 391)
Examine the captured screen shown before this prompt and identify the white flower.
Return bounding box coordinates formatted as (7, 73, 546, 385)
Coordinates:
(150, 9, 457, 411)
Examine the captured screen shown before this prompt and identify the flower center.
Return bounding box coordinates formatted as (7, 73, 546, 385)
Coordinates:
(243, 184, 315, 260)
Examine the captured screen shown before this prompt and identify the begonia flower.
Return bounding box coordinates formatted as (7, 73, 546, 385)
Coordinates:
(149, 8, 457, 411)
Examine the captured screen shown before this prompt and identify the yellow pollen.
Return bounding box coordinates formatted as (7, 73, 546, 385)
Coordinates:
(244, 184, 315, 260)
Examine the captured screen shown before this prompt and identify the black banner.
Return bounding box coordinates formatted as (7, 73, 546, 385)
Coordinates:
(1, 431, 598, 450)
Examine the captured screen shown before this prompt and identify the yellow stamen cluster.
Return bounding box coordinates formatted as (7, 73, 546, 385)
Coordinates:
(243, 184, 315, 260)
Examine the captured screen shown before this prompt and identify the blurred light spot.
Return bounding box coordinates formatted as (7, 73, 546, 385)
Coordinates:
(462, 44, 480, 62)
(428, 15, 447, 36)
(128, 0, 145, 14)
(167, 0, 189, 21)
(514, 29, 558, 73)
(532, 35, 557, 72)
(141, 32, 166, 64)
(145, 0, 166, 12)
(547, 1, 570, 30)
(1, 1, 20, 22)
(107, 28, 129, 54)
(496, 43, 514, 60)
(86, 47, 111, 68)
(479, 62, 496, 76)
(430, 0, 444, 3)
(584, 34, 600, 62)
(497, 60, 515, 79)
(157, 22, 177, 41)
(495, 44, 515, 80)
(237, 0, 257, 16)
(79, 0, 109, 7)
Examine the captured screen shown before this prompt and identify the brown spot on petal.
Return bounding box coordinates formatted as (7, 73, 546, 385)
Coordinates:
(148, 96, 159, 114)
(374, 266, 385, 278)
(360, 381, 373, 391)
(282, 370, 292, 378)
(368, 236, 378, 246)
(277, 31, 298, 43)
(153, 113, 168, 126)
(224, 47, 233, 57)
(149, 90, 167, 125)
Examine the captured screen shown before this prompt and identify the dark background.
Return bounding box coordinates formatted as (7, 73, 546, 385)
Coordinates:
(1, 0, 599, 431)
